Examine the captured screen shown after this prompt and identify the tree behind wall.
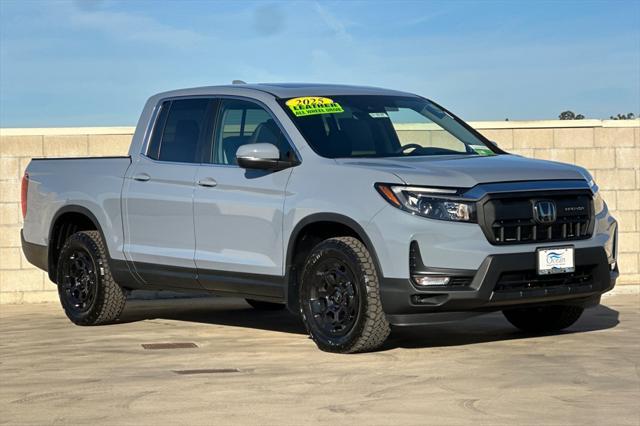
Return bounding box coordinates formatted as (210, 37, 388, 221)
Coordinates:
(559, 111, 585, 120)
(609, 113, 636, 120)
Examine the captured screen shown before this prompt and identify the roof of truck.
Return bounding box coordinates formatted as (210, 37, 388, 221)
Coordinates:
(154, 83, 419, 99)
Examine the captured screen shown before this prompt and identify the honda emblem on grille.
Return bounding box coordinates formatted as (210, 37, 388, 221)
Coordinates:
(533, 200, 557, 223)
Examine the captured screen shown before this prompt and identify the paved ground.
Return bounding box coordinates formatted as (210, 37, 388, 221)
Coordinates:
(1, 293, 638, 426)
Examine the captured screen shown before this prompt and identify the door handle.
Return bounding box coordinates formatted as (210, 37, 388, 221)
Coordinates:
(133, 173, 151, 182)
(197, 178, 217, 188)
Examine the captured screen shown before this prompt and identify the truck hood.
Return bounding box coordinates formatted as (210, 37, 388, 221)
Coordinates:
(335, 154, 588, 188)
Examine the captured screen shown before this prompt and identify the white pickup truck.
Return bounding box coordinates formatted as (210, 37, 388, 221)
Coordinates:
(21, 83, 618, 353)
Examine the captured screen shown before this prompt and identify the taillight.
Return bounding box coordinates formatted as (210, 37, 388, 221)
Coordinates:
(21, 172, 29, 219)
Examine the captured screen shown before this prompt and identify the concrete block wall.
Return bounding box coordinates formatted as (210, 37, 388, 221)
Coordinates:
(0, 128, 134, 304)
(1, 120, 638, 304)
(476, 120, 639, 284)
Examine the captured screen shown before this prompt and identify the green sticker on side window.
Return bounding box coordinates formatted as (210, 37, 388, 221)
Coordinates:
(286, 97, 344, 117)
(469, 145, 495, 156)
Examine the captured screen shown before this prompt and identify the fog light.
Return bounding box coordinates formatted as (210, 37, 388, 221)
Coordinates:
(413, 275, 450, 286)
(610, 261, 616, 271)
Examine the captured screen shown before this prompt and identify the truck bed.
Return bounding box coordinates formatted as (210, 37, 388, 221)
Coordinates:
(23, 156, 132, 262)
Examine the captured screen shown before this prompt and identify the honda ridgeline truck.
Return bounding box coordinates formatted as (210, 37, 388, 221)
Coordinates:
(21, 84, 618, 353)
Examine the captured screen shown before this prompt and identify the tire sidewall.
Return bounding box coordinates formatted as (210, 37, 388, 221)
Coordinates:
(299, 241, 370, 352)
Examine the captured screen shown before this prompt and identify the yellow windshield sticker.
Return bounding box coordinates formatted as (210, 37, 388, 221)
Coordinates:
(470, 145, 495, 156)
(286, 97, 344, 117)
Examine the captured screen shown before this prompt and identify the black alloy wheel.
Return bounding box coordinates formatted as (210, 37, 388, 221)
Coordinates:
(307, 258, 360, 337)
(60, 248, 98, 314)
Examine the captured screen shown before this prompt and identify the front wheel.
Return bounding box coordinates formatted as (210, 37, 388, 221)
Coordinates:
(56, 231, 126, 326)
(503, 305, 584, 332)
(299, 237, 390, 353)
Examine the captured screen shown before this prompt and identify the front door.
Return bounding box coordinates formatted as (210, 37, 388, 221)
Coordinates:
(193, 98, 295, 298)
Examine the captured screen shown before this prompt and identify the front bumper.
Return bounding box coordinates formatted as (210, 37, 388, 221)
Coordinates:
(381, 246, 617, 326)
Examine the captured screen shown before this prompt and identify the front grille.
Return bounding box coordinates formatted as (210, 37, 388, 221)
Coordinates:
(492, 216, 590, 243)
(494, 265, 595, 293)
(479, 192, 594, 245)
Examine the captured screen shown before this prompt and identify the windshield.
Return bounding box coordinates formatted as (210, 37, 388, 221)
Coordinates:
(279, 95, 497, 159)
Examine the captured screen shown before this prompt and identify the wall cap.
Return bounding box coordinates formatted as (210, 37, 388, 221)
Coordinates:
(1, 119, 638, 137)
(0, 127, 136, 136)
(468, 119, 640, 130)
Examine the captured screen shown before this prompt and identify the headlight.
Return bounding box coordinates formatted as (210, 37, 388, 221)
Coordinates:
(588, 179, 606, 214)
(594, 190, 605, 215)
(375, 183, 476, 222)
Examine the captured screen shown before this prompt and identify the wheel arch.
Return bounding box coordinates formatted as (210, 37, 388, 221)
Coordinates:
(284, 213, 384, 312)
(47, 205, 108, 282)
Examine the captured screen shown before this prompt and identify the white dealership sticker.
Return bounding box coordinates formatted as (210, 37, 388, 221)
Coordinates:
(469, 145, 495, 156)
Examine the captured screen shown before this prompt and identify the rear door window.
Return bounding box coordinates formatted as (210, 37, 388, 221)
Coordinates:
(146, 98, 215, 163)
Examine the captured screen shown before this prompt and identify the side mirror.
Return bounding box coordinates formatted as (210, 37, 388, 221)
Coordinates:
(236, 143, 297, 171)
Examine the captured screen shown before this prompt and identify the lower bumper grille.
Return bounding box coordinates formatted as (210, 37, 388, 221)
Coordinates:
(494, 266, 595, 293)
(449, 277, 473, 287)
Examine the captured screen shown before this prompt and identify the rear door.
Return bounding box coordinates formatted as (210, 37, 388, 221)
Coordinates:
(193, 98, 295, 298)
(122, 98, 216, 289)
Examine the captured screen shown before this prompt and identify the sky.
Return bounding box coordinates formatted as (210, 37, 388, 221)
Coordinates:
(0, 0, 639, 127)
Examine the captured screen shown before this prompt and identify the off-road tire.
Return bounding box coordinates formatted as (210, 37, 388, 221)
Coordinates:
(245, 299, 285, 310)
(503, 305, 584, 332)
(56, 231, 126, 326)
(299, 237, 390, 353)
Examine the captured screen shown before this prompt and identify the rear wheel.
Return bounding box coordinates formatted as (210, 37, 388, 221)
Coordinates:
(245, 299, 285, 310)
(56, 231, 126, 326)
(503, 305, 584, 332)
(299, 237, 390, 353)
